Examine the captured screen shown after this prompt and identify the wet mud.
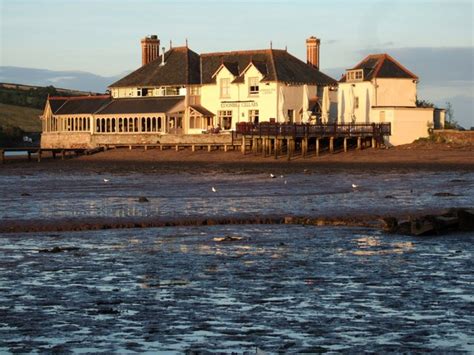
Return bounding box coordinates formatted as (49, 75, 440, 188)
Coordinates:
(0, 225, 473, 352)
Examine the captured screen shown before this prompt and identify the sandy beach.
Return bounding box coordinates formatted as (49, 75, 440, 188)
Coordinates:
(1, 142, 473, 174)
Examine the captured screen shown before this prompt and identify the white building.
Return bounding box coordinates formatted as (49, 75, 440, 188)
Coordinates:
(337, 53, 440, 146)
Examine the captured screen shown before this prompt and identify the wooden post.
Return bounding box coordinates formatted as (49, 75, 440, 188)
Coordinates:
(28, 151, 32, 161)
(344, 138, 348, 153)
(274, 138, 278, 159)
(316, 138, 320, 157)
(372, 137, 376, 149)
(252, 138, 258, 154)
(176, 144, 179, 151)
(37, 149, 42, 162)
(286, 138, 291, 161)
(263, 138, 267, 157)
(0, 149, 4, 164)
(329, 137, 334, 153)
(241, 135, 246, 154)
(61, 150, 65, 160)
(224, 144, 228, 152)
(357, 137, 362, 150)
(52, 151, 56, 159)
(144, 145, 148, 151)
(208, 144, 211, 152)
(192, 144, 195, 152)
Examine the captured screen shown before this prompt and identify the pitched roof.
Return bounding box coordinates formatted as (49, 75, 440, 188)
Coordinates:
(109, 47, 201, 88)
(48, 98, 68, 113)
(109, 47, 337, 88)
(51, 95, 111, 115)
(340, 53, 418, 82)
(97, 97, 185, 115)
(189, 105, 214, 116)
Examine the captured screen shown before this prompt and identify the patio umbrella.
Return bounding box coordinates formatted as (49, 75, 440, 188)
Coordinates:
(321, 86, 330, 123)
(302, 84, 310, 123)
(278, 86, 286, 122)
(350, 85, 356, 123)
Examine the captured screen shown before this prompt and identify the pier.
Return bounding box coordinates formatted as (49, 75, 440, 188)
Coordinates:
(235, 122, 391, 159)
(0, 147, 100, 164)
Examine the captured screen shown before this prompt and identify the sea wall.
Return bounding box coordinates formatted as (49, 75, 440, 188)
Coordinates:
(41, 132, 235, 148)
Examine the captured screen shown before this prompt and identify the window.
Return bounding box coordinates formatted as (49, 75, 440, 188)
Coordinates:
(248, 77, 259, 95)
(189, 115, 204, 129)
(220, 78, 230, 98)
(137, 88, 142, 97)
(354, 97, 359, 109)
(346, 69, 364, 82)
(287, 109, 294, 123)
(189, 86, 200, 96)
(249, 110, 259, 124)
(218, 110, 232, 130)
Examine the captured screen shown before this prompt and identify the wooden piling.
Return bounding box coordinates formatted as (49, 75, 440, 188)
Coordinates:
(61, 150, 65, 160)
(0, 149, 4, 164)
(316, 138, 320, 156)
(37, 149, 42, 162)
(329, 137, 334, 153)
(372, 137, 376, 148)
(287, 138, 292, 161)
(344, 137, 348, 152)
(357, 137, 362, 150)
(28, 151, 32, 161)
(241, 136, 246, 154)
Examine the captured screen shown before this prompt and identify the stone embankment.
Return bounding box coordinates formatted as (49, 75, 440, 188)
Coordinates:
(1, 209, 472, 235)
(382, 208, 474, 236)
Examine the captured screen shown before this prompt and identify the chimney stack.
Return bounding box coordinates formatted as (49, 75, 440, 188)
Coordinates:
(141, 35, 160, 66)
(306, 36, 320, 69)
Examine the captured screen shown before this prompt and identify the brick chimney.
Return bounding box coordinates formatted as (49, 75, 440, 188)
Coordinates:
(141, 35, 160, 66)
(306, 36, 320, 69)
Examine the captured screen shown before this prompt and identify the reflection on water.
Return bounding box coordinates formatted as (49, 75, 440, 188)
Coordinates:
(0, 225, 472, 353)
(0, 170, 473, 220)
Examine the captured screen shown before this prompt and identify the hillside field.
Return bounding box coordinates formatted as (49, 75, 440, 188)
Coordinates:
(0, 103, 42, 132)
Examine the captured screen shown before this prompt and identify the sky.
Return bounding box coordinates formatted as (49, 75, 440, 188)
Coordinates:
(1, 0, 473, 126)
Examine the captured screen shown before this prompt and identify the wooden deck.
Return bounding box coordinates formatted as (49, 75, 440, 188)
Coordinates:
(0, 147, 102, 164)
(234, 122, 391, 159)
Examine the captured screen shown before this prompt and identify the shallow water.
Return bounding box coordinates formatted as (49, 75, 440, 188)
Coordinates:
(0, 170, 473, 220)
(0, 225, 472, 353)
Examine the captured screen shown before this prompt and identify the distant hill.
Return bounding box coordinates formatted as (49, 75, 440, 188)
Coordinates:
(0, 66, 128, 93)
(0, 103, 42, 132)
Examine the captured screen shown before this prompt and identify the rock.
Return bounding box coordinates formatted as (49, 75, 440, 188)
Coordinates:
(138, 197, 149, 203)
(39, 246, 80, 253)
(213, 235, 243, 242)
(384, 195, 396, 199)
(381, 217, 398, 233)
(457, 208, 474, 231)
(21, 193, 31, 196)
(433, 192, 458, 197)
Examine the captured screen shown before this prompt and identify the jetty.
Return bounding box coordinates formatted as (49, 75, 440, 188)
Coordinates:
(235, 122, 391, 159)
(0, 147, 101, 164)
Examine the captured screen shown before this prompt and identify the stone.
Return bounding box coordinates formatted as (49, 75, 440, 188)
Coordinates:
(382, 217, 398, 233)
(138, 197, 149, 203)
(433, 192, 458, 197)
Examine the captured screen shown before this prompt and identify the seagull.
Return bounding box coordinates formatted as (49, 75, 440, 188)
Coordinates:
(103, 178, 110, 183)
(352, 183, 359, 189)
(284, 180, 287, 185)
(270, 173, 276, 179)
(280, 175, 284, 179)
(211, 187, 217, 193)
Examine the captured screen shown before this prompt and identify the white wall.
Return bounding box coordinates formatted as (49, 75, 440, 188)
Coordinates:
(375, 78, 417, 107)
(373, 107, 434, 146)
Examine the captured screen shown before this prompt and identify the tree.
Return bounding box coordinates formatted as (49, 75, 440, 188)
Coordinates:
(416, 97, 435, 108)
(444, 101, 458, 129)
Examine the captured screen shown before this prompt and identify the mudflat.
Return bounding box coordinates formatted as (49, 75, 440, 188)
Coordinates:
(1, 142, 473, 174)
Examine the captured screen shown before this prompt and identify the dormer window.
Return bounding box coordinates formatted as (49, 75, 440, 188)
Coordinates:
(346, 69, 364, 82)
(249, 77, 259, 95)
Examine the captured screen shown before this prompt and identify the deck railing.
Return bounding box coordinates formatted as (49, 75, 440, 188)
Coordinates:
(235, 122, 391, 138)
